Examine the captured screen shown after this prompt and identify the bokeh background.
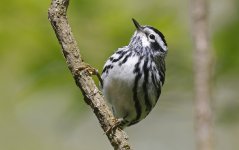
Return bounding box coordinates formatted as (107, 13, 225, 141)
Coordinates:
(0, 0, 239, 149)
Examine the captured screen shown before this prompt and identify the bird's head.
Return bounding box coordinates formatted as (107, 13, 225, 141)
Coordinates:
(130, 18, 168, 56)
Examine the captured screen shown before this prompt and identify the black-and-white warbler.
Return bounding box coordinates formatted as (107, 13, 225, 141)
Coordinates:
(101, 19, 167, 128)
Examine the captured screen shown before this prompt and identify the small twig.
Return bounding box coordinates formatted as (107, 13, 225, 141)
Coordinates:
(48, 0, 132, 149)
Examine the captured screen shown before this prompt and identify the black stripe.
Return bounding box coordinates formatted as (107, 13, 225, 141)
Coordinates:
(119, 51, 132, 66)
(158, 70, 164, 84)
(149, 65, 161, 100)
(112, 50, 128, 63)
(150, 41, 160, 51)
(109, 56, 114, 61)
(129, 56, 143, 126)
(151, 71, 158, 88)
(131, 73, 142, 125)
(151, 63, 159, 88)
(116, 50, 124, 54)
(142, 57, 152, 112)
(156, 86, 161, 102)
(102, 64, 113, 74)
(158, 61, 165, 85)
(146, 26, 167, 46)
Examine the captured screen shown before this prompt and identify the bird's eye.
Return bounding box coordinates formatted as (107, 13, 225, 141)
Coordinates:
(149, 34, 155, 40)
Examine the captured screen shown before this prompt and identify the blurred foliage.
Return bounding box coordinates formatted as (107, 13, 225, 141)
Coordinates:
(0, 0, 238, 150)
(213, 8, 239, 75)
(218, 101, 239, 124)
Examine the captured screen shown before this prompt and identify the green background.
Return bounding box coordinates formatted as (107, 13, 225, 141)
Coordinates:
(0, 0, 238, 149)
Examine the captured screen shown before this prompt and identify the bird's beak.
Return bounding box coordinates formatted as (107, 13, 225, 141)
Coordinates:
(132, 18, 143, 32)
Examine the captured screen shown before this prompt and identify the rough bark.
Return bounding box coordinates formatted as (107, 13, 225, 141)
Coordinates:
(48, 0, 131, 149)
(191, 0, 214, 150)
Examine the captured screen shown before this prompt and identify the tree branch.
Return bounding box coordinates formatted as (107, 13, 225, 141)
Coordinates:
(191, 0, 214, 150)
(48, 0, 131, 149)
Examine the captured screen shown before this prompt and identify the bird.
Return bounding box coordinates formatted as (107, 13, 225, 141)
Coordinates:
(101, 18, 168, 129)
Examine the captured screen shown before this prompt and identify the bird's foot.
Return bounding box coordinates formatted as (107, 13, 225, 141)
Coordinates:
(75, 62, 103, 85)
(105, 118, 124, 135)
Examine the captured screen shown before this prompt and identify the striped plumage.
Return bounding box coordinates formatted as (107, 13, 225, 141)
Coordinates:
(101, 19, 167, 128)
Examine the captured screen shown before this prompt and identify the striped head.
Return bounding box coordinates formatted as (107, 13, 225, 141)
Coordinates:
(129, 18, 168, 57)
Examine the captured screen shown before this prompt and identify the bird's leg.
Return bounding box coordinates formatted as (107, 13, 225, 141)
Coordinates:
(75, 62, 103, 85)
(105, 118, 125, 134)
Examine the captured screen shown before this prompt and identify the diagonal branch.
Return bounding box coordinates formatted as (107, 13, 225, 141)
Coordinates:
(48, 0, 131, 149)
